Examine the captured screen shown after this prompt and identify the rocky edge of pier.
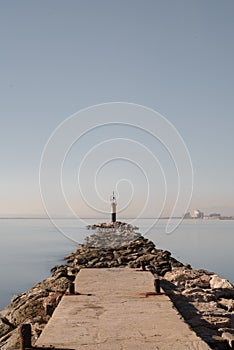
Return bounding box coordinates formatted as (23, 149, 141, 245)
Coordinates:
(0, 223, 234, 350)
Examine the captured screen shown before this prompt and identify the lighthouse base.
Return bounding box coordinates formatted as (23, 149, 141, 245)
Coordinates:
(111, 213, 116, 223)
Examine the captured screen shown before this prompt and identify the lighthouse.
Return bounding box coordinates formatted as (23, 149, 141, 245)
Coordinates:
(110, 191, 117, 223)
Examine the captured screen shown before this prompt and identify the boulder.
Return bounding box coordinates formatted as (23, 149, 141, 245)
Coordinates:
(43, 292, 63, 316)
(218, 299, 234, 312)
(0, 316, 15, 338)
(182, 288, 216, 302)
(221, 331, 234, 348)
(0, 328, 19, 350)
(164, 267, 200, 289)
(210, 275, 233, 289)
(190, 274, 211, 289)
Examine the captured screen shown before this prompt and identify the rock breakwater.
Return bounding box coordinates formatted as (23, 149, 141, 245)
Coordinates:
(1, 223, 234, 349)
(85, 221, 140, 248)
(86, 221, 139, 231)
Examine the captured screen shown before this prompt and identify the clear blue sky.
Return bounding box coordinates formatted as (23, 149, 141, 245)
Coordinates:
(0, 0, 234, 217)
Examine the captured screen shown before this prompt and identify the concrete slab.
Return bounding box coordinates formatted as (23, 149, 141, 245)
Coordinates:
(36, 268, 211, 349)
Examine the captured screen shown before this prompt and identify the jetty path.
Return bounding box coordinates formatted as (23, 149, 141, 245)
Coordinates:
(36, 268, 211, 350)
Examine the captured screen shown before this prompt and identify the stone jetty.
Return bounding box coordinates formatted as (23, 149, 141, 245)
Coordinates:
(0, 222, 234, 349)
(36, 268, 211, 350)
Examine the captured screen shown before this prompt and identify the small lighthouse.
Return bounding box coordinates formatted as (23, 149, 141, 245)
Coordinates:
(110, 191, 117, 223)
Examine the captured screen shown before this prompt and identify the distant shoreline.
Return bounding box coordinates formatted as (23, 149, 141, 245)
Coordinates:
(0, 216, 234, 220)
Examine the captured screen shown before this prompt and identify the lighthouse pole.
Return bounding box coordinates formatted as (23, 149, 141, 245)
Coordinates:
(110, 191, 117, 223)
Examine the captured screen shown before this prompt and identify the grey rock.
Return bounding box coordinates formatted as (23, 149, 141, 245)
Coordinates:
(221, 332, 234, 348)
(182, 288, 216, 302)
(210, 275, 233, 289)
(190, 274, 211, 289)
(0, 328, 19, 350)
(0, 316, 15, 338)
(218, 299, 234, 312)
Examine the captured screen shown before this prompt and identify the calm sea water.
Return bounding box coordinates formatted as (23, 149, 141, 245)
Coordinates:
(0, 218, 233, 310)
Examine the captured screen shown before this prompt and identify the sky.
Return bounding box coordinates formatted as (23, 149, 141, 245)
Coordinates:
(0, 0, 234, 218)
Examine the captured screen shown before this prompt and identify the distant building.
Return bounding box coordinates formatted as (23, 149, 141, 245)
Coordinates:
(184, 209, 204, 219)
(191, 209, 204, 219)
(184, 210, 227, 220)
(203, 213, 221, 220)
(209, 213, 221, 218)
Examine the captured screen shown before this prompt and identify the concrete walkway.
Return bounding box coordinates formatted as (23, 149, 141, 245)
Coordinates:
(36, 268, 211, 350)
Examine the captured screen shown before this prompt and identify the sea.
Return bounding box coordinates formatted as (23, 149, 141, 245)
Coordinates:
(0, 218, 233, 310)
